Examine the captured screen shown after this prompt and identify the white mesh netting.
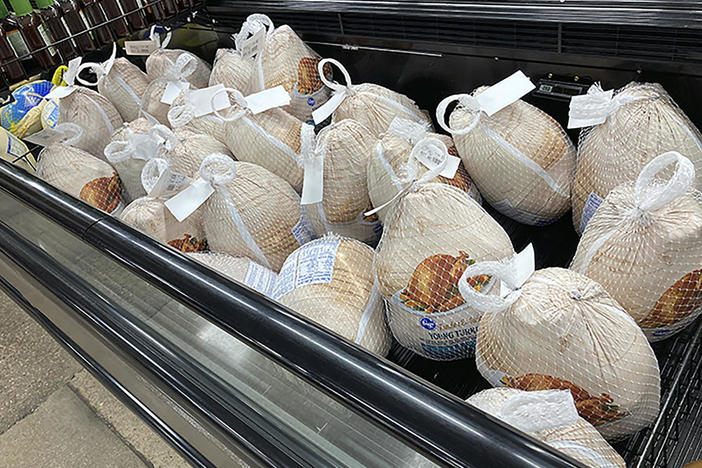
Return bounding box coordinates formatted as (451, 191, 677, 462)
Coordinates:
(467, 388, 625, 468)
(217, 88, 307, 192)
(474, 266, 660, 440)
(572, 82, 702, 234)
(198, 154, 318, 272)
(374, 161, 515, 360)
(314, 58, 432, 137)
(78, 45, 152, 122)
(272, 234, 391, 356)
(437, 86, 575, 226)
(187, 251, 277, 298)
(36, 124, 124, 215)
(571, 151, 702, 342)
(208, 47, 256, 97)
(304, 119, 382, 243)
(367, 117, 481, 224)
(145, 41, 211, 89)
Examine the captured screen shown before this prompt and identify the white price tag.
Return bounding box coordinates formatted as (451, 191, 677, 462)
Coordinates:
(312, 91, 345, 124)
(165, 178, 215, 222)
(245, 86, 291, 114)
(416, 150, 460, 179)
(300, 156, 324, 205)
(475, 70, 535, 116)
(148, 167, 191, 198)
(161, 80, 190, 105)
(499, 244, 535, 297)
(567, 89, 614, 129)
(188, 84, 232, 117)
(240, 27, 266, 59)
(124, 38, 159, 55)
(45, 85, 76, 100)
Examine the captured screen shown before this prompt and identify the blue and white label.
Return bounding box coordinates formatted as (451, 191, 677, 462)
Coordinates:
(243, 261, 277, 298)
(307, 97, 315, 107)
(291, 206, 317, 246)
(272, 239, 340, 300)
(41, 100, 60, 129)
(419, 317, 436, 330)
(580, 191, 604, 233)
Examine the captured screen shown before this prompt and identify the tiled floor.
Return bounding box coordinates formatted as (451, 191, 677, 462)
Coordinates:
(0, 289, 187, 467)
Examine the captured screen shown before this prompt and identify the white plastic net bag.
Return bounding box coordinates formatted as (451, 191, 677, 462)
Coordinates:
(572, 82, 702, 234)
(374, 147, 514, 361)
(208, 47, 256, 97)
(41, 58, 124, 159)
(121, 196, 208, 252)
(187, 252, 277, 298)
(36, 123, 124, 215)
(140, 52, 200, 126)
(467, 388, 625, 468)
(167, 85, 231, 144)
(272, 234, 391, 356)
(302, 119, 381, 243)
(571, 151, 702, 342)
(194, 154, 318, 272)
(313, 58, 432, 137)
(473, 264, 660, 440)
(244, 14, 331, 122)
(78, 45, 151, 122)
(367, 117, 481, 224)
(104, 119, 161, 203)
(145, 29, 210, 88)
(437, 79, 575, 226)
(216, 87, 307, 192)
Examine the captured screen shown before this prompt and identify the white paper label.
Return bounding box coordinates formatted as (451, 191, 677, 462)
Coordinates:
(579, 191, 604, 233)
(37, 23, 57, 57)
(45, 85, 76, 100)
(312, 91, 345, 125)
(271, 239, 340, 300)
(125, 39, 159, 55)
(161, 80, 190, 105)
(165, 178, 215, 222)
(475, 70, 535, 117)
(244, 86, 291, 114)
(499, 244, 535, 297)
(291, 206, 317, 246)
(149, 167, 191, 198)
(243, 261, 277, 297)
(188, 84, 232, 117)
(7, 30, 29, 57)
(416, 148, 460, 179)
(568, 89, 614, 129)
(300, 157, 324, 205)
(240, 27, 265, 59)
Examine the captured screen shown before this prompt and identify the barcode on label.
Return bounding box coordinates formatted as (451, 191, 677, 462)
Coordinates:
(125, 39, 159, 55)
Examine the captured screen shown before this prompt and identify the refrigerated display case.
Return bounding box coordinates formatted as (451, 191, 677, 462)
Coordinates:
(1, 1, 702, 466)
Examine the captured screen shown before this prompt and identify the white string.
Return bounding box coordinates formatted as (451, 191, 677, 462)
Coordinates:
(76, 44, 117, 87)
(318, 58, 355, 96)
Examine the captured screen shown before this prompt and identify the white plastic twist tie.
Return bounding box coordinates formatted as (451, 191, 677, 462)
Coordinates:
(312, 58, 354, 124)
(199, 153, 237, 187)
(363, 137, 448, 217)
(632, 151, 695, 214)
(233, 13, 273, 52)
(211, 87, 248, 121)
(387, 116, 431, 145)
(76, 43, 117, 87)
(163, 53, 196, 82)
(458, 244, 535, 313)
(149, 25, 171, 49)
(141, 157, 169, 194)
(167, 89, 196, 128)
(148, 124, 178, 153)
(436, 93, 482, 135)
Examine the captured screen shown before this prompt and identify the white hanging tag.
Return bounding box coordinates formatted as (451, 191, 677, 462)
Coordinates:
(300, 156, 324, 205)
(416, 150, 460, 179)
(499, 243, 535, 297)
(165, 178, 215, 222)
(149, 166, 192, 198)
(244, 86, 291, 114)
(161, 80, 190, 105)
(312, 91, 345, 124)
(567, 89, 614, 129)
(124, 36, 160, 55)
(475, 70, 535, 116)
(240, 26, 266, 59)
(189, 84, 232, 117)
